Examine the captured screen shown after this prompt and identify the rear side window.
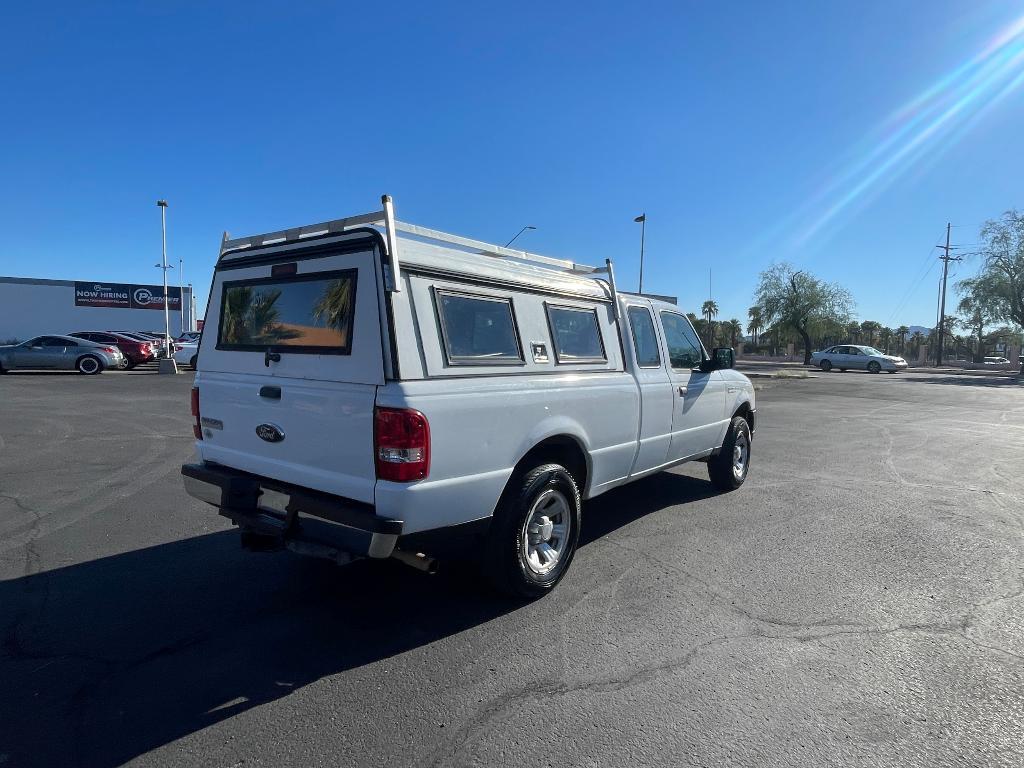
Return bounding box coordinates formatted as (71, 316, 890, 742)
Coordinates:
(216, 269, 357, 354)
(628, 307, 661, 367)
(546, 305, 606, 363)
(660, 312, 703, 370)
(436, 290, 522, 365)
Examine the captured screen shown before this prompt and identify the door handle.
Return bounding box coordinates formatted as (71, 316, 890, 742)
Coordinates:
(678, 386, 688, 396)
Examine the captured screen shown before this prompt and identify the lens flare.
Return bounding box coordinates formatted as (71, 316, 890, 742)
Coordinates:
(752, 13, 1024, 253)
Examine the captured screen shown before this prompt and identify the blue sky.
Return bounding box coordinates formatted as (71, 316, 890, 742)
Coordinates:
(2, 1, 1023, 329)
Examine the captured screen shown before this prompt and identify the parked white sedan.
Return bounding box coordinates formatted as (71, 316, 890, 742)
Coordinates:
(810, 345, 908, 373)
(172, 342, 199, 369)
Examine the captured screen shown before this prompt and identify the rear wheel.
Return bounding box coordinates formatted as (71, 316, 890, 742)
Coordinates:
(117, 357, 129, 370)
(708, 416, 752, 491)
(77, 355, 102, 375)
(484, 463, 581, 599)
(867, 361, 881, 374)
(820, 359, 832, 372)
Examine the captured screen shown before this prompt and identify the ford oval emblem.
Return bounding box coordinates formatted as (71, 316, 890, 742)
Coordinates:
(256, 423, 285, 443)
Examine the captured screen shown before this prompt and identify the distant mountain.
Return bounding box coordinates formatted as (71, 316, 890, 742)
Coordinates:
(907, 325, 932, 337)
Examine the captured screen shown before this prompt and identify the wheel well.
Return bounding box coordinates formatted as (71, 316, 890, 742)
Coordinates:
(733, 402, 754, 432)
(512, 435, 589, 495)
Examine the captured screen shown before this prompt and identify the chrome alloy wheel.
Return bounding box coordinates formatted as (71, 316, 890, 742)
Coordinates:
(732, 430, 749, 481)
(521, 488, 571, 577)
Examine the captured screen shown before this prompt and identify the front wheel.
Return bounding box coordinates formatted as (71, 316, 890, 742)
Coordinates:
(708, 416, 752, 491)
(484, 464, 581, 599)
(77, 355, 102, 375)
(867, 361, 881, 374)
(820, 359, 832, 372)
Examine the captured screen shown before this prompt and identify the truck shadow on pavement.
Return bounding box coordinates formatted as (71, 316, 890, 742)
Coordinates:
(0, 470, 716, 768)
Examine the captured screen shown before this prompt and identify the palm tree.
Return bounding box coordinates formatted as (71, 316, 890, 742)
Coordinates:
(747, 306, 764, 346)
(880, 327, 894, 354)
(701, 300, 719, 348)
(860, 320, 882, 346)
(313, 278, 355, 340)
(896, 325, 910, 353)
(909, 330, 925, 357)
(725, 318, 743, 349)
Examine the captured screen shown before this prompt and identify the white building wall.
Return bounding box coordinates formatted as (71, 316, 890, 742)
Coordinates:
(0, 278, 193, 342)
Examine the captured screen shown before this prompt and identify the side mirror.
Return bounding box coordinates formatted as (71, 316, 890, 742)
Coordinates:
(699, 347, 736, 372)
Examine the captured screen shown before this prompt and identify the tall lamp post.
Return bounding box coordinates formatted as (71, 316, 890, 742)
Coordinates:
(634, 214, 646, 293)
(156, 200, 170, 357)
(505, 225, 536, 248)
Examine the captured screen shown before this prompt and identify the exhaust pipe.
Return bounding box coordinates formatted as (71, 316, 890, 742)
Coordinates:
(391, 549, 438, 574)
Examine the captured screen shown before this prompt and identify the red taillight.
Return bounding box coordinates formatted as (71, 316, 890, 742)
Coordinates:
(143, 344, 152, 353)
(101, 347, 116, 354)
(374, 407, 429, 482)
(190, 386, 202, 440)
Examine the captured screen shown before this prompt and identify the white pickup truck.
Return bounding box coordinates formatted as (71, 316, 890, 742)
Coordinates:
(182, 196, 756, 597)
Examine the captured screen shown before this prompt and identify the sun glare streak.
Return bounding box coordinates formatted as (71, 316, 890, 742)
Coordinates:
(741, 12, 1024, 257)
(798, 41, 1024, 243)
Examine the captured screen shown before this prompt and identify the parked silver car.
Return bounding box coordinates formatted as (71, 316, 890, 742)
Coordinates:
(0, 334, 124, 374)
(810, 344, 908, 373)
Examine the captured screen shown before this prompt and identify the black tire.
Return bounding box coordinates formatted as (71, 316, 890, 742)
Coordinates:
(820, 359, 832, 372)
(125, 359, 136, 370)
(867, 361, 881, 374)
(190, 355, 198, 369)
(839, 368, 847, 372)
(483, 464, 581, 599)
(77, 355, 102, 375)
(0, 361, 6, 374)
(117, 357, 130, 370)
(708, 416, 752, 492)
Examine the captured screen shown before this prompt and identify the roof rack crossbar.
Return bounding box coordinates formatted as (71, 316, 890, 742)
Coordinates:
(217, 196, 611, 295)
(219, 210, 386, 254)
(393, 221, 603, 274)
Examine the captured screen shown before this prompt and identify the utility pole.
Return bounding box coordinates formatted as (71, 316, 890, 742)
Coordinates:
(935, 222, 962, 367)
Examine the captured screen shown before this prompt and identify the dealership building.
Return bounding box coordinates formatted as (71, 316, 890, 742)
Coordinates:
(0, 276, 197, 342)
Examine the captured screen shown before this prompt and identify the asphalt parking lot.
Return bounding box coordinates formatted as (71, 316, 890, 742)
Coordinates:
(2, 369, 1022, 767)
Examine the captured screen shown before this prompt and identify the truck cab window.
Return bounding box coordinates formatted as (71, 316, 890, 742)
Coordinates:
(659, 312, 703, 370)
(628, 306, 661, 367)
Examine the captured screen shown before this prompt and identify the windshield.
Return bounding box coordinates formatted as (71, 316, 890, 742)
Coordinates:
(861, 347, 884, 356)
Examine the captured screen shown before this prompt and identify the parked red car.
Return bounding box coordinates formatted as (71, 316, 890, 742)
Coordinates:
(69, 331, 155, 369)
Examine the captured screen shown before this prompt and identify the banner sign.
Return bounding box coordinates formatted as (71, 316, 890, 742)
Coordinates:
(74, 282, 182, 311)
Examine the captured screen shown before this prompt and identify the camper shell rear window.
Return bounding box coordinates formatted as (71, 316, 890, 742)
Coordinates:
(216, 269, 357, 354)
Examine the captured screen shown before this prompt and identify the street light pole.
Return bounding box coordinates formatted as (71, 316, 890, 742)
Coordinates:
(157, 200, 170, 357)
(634, 214, 646, 293)
(505, 225, 536, 248)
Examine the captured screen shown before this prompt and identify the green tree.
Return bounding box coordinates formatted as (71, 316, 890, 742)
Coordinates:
(701, 300, 719, 348)
(896, 325, 910, 353)
(860, 320, 882, 345)
(957, 274, 1005, 362)
(879, 327, 894, 354)
(909, 330, 925, 357)
(746, 306, 764, 346)
(969, 210, 1024, 329)
(724, 318, 743, 348)
(845, 321, 861, 342)
(755, 263, 855, 364)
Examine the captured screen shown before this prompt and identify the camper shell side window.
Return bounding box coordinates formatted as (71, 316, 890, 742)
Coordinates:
(434, 289, 524, 366)
(545, 303, 607, 364)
